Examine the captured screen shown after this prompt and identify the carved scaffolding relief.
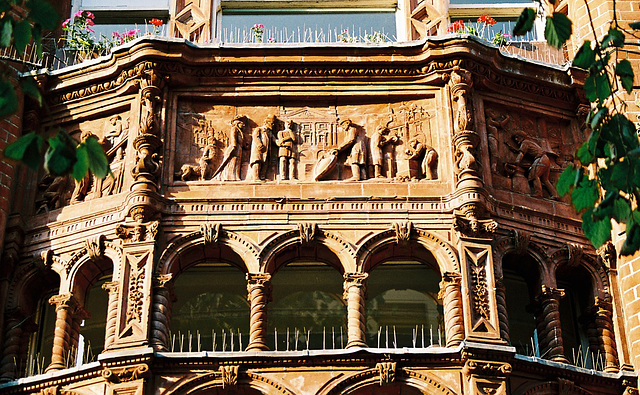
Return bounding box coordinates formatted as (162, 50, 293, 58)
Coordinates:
(484, 103, 578, 200)
(174, 101, 440, 183)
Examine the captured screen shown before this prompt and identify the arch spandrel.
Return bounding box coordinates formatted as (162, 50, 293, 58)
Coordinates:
(156, 229, 261, 276)
(259, 228, 357, 274)
(356, 227, 459, 274)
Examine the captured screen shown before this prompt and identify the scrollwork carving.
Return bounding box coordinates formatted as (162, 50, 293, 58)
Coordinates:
(463, 360, 512, 377)
(116, 221, 159, 243)
(102, 364, 150, 383)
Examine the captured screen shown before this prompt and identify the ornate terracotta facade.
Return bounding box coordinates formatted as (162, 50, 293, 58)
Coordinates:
(0, 35, 637, 395)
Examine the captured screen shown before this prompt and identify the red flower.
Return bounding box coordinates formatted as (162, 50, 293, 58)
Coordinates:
(477, 14, 497, 26)
(150, 18, 163, 27)
(447, 20, 465, 33)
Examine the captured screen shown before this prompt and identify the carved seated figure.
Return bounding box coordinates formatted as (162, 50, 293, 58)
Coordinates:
(405, 136, 438, 180)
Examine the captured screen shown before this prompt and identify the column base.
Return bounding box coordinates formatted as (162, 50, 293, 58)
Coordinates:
(245, 341, 269, 351)
(45, 362, 65, 373)
(345, 339, 367, 349)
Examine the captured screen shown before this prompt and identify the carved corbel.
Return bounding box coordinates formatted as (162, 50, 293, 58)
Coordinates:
(85, 234, 106, 260)
(201, 223, 221, 245)
(375, 362, 396, 386)
(598, 241, 617, 270)
(38, 249, 71, 275)
(116, 221, 159, 243)
(102, 363, 150, 383)
(220, 365, 239, 388)
(298, 223, 317, 244)
(392, 221, 412, 245)
(565, 243, 584, 270)
(511, 229, 531, 255)
(453, 205, 497, 237)
(463, 360, 512, 377)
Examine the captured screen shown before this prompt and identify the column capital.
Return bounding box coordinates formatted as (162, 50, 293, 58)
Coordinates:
(537, 285, 565, 302)
(48, 293, 79, 312)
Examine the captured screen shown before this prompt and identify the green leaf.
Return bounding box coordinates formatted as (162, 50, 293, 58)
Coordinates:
(32, 24, 42, 58)
(609, 159, 632, 191)
(582, 208, 612, 248)
(13, 19, 31, 53)
(26, 0, 59, 30)
(601, 27, 625, 48)
(612, 196, 632, 223)
(3, 131, 44, 170)
(571, 178, 599, 212)
(556, 165, 578, 196)
(513, 8, 536, 36)
(631, 21, 640, 30)
(19, 77, 42, 106)
(72, 144, 89, 181)
(573, 41, 595, 69)
(621, 211, 640, 256)
(595, 73, 611, 101)
(0, 78, 18, 117)
(44, 131, 77, 176)
(84, 136, 109, 179)
(0, 18, 12, 48)
(584, 75, 597, 102)
(544, 13, 572, 49)
(590, 106, 607, 130)
(593, 190, 617, 220)
(616, 59, 634, 93)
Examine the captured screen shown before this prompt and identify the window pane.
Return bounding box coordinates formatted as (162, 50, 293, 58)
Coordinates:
(171, 264, 249, 352)
(28, 291, 58, 375)
(269, 264, 345, 350)
(79, 277, 109, 364)
(221, 12, 396, 43)
(366, 263, 442, 348)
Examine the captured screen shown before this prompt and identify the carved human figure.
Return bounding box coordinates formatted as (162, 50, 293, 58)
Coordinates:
(456, 142, 477, 172)
(370, 124, 398, 178)
(337, 118, 367, 181)
(198, 135, 217, 180)
(71, 131, 99, 204)
(512, 131, 559, 199)
(213, 116, 245, 181)
(276, 119, 296, 180)
(36, 175, 71, 212)
(104, 115, 123, 145)
(249, 115, 276, 181)
(485, 109, 510, 173)
(405, 136, 438, 180)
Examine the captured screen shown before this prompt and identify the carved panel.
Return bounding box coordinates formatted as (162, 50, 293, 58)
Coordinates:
(173, 99, 440, 183)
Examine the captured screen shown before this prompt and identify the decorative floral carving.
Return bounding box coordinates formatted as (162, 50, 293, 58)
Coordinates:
(298, 222, 317, 244)
(116, 221, 159, 243)
(454, 205, 497, 237)
(392, 221, 412, 245)
(464, 360, 512, 377)
(126, 257, 146, 324)
(201, 223, 221, 245)
(85, 234, 106, 260)
(102, 364, 150, 383)
(220, 365, 239, 388)
(375, 362, 396, 386)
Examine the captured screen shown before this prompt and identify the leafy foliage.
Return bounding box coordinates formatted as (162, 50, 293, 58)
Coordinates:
(514, 2, 640, 254)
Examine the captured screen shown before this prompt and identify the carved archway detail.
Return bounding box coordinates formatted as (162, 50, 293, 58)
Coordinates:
(162, 370, 295, 395)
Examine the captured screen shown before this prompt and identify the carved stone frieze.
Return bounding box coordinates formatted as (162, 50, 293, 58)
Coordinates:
(102, 364, 150, 383)
(375, 362, 397, 386)
(219, 365, 239, 388)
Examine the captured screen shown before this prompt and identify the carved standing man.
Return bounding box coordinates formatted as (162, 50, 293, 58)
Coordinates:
(337, 118, 367, 181)
(277, 119, 296, 180)
(370, 124, 398, 178)
(485, 109, 510, 173)
(249, 115, 276, 181)
(213, 116, 245, 181)
(512, 130, 559, 199)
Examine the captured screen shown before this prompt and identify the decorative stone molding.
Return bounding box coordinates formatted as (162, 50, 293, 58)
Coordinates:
(375, 362, 397, 386)
(219, 365, 239, 388)
(453, 206, 498, 237)
(391, 221, 412, 245)
(200, 223, 221, 245)
(565, 242, 584, 270)
(598, 241, 617, 270)
(116, 221, 159, 243)
(102, 281, 120, 350)
(298, 222, 317, 244)
(85, 234, 106, 260)
(102, 364, 150, 383)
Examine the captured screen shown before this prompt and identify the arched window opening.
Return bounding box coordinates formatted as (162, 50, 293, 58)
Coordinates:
(269, 262, 345, 351)
(170, 263, 249, 352)
(557, 266, 594, 368)
(26, 288, 58, 376)
(366, 261, 442, 348)
(502, 253, 540, 356)
(75, 275, 110, 366)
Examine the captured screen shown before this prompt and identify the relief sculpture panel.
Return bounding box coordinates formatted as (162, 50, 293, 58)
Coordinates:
(174, 99, 441, 183)
(484, 104, 578, 200)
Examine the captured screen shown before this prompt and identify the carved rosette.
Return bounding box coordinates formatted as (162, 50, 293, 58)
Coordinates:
(46, 294, 81, 372)
(535, 286, 568, 363)
(246, 273, 272, 351)
(438, 272, 464, 346)
(132, 68, 165, 192)
(343, 272, 368, 348)
(150, 274, 175, 351)
(102, 281, 119, 350)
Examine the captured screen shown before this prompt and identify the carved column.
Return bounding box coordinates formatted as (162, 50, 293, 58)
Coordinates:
(438, 272, 464, 346)
(0, 309, 25, 379)
(343, 272, 368, 348)
(246, 273, 272, 351)
(495, 277, 510, 343)
(535, 286, 568, 363)
(150, 274, 175, 351)
(102, 281, 119, 350)
(46, 293, 79, 372)
(587, 298, 619, 372)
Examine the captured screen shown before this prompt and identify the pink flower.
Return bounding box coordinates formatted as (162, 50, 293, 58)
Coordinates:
(86, 11, 95, 19)
(62, 18, 70, 28)
(74, 10, 84, 18)
(86, 27, 94, 33)
(87, 19, 95, 26)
